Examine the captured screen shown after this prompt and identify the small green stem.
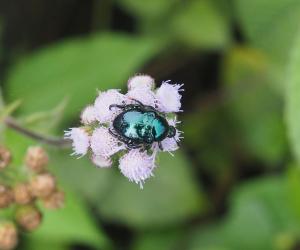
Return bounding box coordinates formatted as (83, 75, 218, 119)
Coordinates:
(4, 117, 71, 148)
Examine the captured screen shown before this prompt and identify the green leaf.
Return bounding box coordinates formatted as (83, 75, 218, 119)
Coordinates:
(184, 106, 235, 174)
(4, 129, 109, 248)
(223, 47, 288, 165)
(21, 98, 68, 134)
(170, 0, 230, 49)
(234, 0, 300, 85)
(49, 148, 114, 203)
(188, 176, 300, 250)
(188, 224, 231, 250)
(49, 144, 206, 229)
(117, 0, 178, 20)
(286, 33, 300, 164)
(5, 33, 162, 128)
(31, 190, 109, 248)
(97, 151, 207, 228)
(133, 229, 183, 250)
(0, 100, 22, 122)
(24, 239, 69, 250)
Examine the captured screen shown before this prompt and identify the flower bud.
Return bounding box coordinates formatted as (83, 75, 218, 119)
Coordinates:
(0, 146, 11, 170)
(30, 173, 56, 198)
(0, 185, 13, 209)
(0, 222, 18, 250)
(25, 146, 49, 173)
(42, 190, 65, 209)
(13, 183, 32, 205)
(15, 205, 42, 232)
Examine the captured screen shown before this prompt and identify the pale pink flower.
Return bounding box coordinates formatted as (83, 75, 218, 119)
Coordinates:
(66, 75, 184, 188)
(127, 88, 157, 107)
(64, 128, 90, 157)
(94, 89, 128, 123)
(119, 150, 156, 188)
(90, 127, 125, 158)
(91, 154, 112, 168)
(128, 75, 154, 90)
(81, 105, 97, 124)
(156, 81, 184, 113)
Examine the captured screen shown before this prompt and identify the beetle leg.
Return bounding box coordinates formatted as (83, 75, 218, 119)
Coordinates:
(109, 104, 125, 110)
(108, 128, 118, 137)
(131, 99, 156, 112)
(158, 141, 164, 151)
(127, 143, 141, 150)
(109, 128, 128, 144)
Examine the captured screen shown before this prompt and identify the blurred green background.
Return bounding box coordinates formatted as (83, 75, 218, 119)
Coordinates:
(1, 0, 300, 249)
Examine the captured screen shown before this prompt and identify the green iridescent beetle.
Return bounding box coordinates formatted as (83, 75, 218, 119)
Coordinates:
(109, 99, 177, 150)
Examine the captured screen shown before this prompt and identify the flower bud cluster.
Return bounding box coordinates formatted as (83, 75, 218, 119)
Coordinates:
(0, 146, 64, 250)
(65, 75, 184, 188)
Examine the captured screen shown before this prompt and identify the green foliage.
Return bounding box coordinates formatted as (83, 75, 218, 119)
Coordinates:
(223, 47, 288, 165)
(4, 129, 109, 249)
(118, 0, 230, 49)
(5, 33, 162, 127)
(170, 0, 231, 49)
(184, 106, 234, 174)
(51, 149, 207, 229)
(96, 152, 206, 228)
(117, 0, 178, 20)
(234, 0, 300, 85)
(133, 229, 182, 250)
(189, 175, 300, 250)
(3, 0, 300, 249)
(286, 33, 300, 163)
(235, 0, 300, 58)
(31, 190, 109, 248)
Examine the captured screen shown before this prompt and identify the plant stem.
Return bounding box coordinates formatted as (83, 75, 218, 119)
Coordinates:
(4, 117, 71, 148)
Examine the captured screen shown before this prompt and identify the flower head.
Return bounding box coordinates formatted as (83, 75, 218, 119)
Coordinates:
(91, 154, 112, 168)
(91, 127, 125, 158)
(15, 205, 42, 232)
(128, 75, 154, 90)
(119, 150, 155, 188)
(0, 222, 18, 250)
(127, 87, 157, 107)
(94, 89, 127, 123)
(160, 118, 183, 155)
(156, 81, 184, 113)
(0, 146, 11, 170)
(65, 75, 183, 188)
(25, 146, 49, 173)
(81, 105, 97, 124)
(64, 128, 90, 157)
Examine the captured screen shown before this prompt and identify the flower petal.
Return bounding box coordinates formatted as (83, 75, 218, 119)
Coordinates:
(64, 128, 90, 157)
(81, 105, 97, 124)
(94, 89, 128, 123)
(119, 149, 155, 188)
(160, 118, 182, 153)
(128, 74, 155, 90)
(127, 88, 157, 107)
(91, 154, 112, 168)
(156, 81, 184, 113)
(90, 127, 125, 158)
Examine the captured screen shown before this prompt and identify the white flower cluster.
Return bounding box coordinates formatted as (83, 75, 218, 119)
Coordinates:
(64, 75, 183, 188)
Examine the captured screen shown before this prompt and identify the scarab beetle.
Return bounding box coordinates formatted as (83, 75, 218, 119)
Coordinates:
(109, 99, 177, 150)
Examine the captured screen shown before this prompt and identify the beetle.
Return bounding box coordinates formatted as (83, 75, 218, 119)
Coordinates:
(108, 99, 177, 150)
